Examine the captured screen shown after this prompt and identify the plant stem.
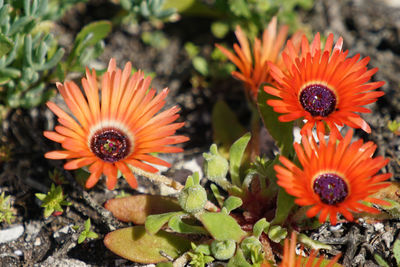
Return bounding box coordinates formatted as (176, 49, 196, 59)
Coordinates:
(129, 166, 184, 191)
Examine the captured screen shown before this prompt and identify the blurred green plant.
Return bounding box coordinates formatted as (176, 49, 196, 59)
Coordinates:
(35, 183, 71, 218)
(0, 0, 65, 118)
(388, 120, 400, 135)
(0, 192, 15, 224)
(0, 0, 110, 120)
(61, 20, 112, 76)
(119, 0, 177, 24)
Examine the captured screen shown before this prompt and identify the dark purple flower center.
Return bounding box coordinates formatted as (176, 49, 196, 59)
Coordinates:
(90, 128, 130, 163)
(313, 173, 348, 205)
(299, 84, 337, 117)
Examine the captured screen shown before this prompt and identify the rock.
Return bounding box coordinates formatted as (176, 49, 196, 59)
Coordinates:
(36, 256, 89, 267)
(0, 224, 24, 243)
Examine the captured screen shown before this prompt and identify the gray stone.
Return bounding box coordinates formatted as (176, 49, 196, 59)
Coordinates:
(0, 224, 24, 243)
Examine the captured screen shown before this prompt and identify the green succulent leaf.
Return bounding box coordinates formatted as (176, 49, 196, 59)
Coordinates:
(145, 211, 184, 235)
(257, 84, 294, 157)
(105, 195, 181, 224)
(253, 218, 270, 239)
(227, 248, 252, 267)
(199, 212, 246, 242)
(222, 196, 243, 214)
(211, 239, 236, 260)
(104, 226, 191, 264)
(0, 32, 13, 58)
(268, 225, 287, 243)
(210, 184, 224, 208)
(229, 132, 251, 187)
(68, 20, 111, 69)
(168, 215, 208, 235)
(240, 236, 264, 265)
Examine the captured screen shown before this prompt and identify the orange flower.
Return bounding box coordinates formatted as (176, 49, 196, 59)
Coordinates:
(265, 33, 385, 136)
(264, 232, 342, 267)
(44, 59, 189, 190)
(216, 17, 299, 100)
(274, 129, 391, 225)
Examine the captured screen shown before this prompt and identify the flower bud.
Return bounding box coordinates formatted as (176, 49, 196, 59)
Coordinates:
(203, 144, 229, 181)
(178, 184, 207, 213)
(211, 239, 236, 260)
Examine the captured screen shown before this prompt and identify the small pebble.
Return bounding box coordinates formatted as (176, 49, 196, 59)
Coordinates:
(14, 250, 23, 256)
(373, 223, 384, 232)
(0, 225, 24, 243)
(34, 237, 41, 246)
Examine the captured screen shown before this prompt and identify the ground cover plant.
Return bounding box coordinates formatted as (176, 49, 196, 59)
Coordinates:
(0, 0, 400, 266)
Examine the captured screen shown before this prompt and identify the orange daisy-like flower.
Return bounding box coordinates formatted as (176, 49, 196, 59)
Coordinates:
(216, 17, 299, 100)
(265, 33, 385, 136)
(262, 232, 341, 267)
(274, 129, 391, 225)
(44, 59, 189, 190)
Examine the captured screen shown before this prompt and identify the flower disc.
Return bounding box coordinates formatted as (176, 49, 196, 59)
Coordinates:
(313, 173, 348, 205)
(299, 84, 336, 117)
(90, 127, 131, 163)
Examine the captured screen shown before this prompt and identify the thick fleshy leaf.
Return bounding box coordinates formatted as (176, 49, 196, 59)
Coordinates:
(267, 225, 287, 243)
(229, 133, 251, 187)
(199, 212, 246, 242)
(212, 100, 246, 155)
(104, 226, 191, 264)
(257, 84, 294, 157)
(227, 248, 252, 267)
(222, 196, 243, 214)
(105, 195, 181, 224)
(0, 32, 12, 58)
(168, 215, 208, 235)
(73, 21, 111, 55)
(252, 218, 270, 239)
(145, 211, 184, 235)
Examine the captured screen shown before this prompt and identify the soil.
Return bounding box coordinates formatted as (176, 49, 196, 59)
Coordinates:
(1, 0, 400, 266)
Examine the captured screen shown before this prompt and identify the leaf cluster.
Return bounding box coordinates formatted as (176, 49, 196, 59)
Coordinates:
(35, 183, 71, 218)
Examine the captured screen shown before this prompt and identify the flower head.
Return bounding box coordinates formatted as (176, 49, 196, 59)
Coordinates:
(216, 17, 300, 100)
(265, 33, 385, 136)
(44, 59, 188, 190)
(274, 129, 391, 225)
